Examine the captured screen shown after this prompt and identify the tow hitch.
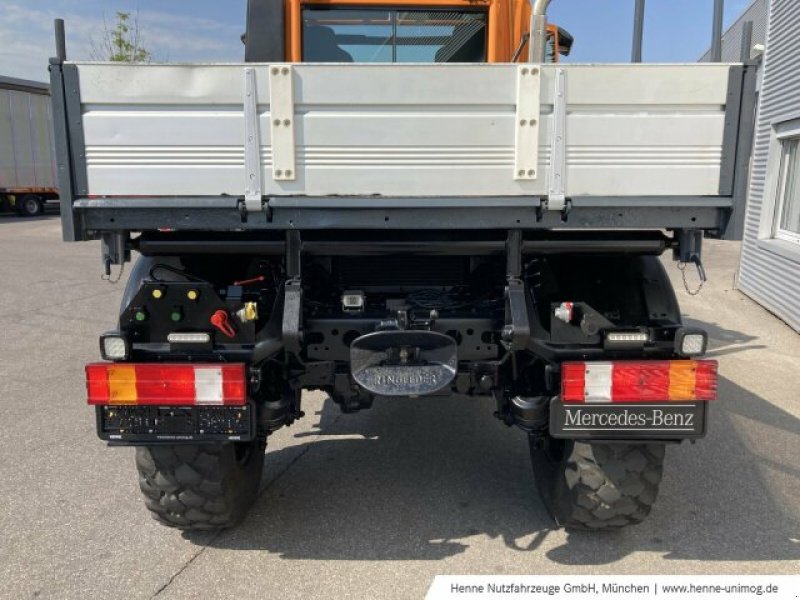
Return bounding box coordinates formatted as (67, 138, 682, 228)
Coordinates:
(350, 330, 457, 396)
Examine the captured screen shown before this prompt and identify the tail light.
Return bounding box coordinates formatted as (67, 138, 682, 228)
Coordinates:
(85, 363, 247, 406)
(561, 360, 717, 403)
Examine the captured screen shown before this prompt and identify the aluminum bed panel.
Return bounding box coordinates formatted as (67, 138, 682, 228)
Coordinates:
(72, 62, 736, 199)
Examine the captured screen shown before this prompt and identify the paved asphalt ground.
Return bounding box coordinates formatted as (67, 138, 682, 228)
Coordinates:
(1, 215, 799, 599)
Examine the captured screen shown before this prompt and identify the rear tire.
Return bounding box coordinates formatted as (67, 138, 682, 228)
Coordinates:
(136, 440, 265, 530)
(18, 194, 44, 217)
(530, 437, 665, 530)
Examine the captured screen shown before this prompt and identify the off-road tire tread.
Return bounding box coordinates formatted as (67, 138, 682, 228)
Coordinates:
(135, 442, 264, 530)
(533, 440, 665, 530)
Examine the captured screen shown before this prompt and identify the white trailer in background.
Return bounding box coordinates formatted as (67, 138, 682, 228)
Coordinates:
(0, 76, 59, 216)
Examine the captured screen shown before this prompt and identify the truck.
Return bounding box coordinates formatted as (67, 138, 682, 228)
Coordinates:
(52, 0, 757, 531)
(0, 76, 59, 216)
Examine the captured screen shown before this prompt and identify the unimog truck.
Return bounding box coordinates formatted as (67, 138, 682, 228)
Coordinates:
(52, 0, 756, 530)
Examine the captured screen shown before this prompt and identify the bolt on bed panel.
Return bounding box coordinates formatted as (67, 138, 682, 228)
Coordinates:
(72, 62, 736, 199)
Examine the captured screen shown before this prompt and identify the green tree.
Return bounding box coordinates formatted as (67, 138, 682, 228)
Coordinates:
(91, 11, 151, 62)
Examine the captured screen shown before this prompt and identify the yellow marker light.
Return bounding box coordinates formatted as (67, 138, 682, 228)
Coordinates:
(107, 364, 138, 404)
(668, 361, 697, 401)
(152, 289, 163, 299)
(187, 290, 199, 301)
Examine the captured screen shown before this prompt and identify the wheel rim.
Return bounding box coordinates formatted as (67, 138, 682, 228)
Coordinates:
(23, 198, 39, 214)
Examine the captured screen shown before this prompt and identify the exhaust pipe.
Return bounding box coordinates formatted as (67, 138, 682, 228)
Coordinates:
(528, 0, 552, 63)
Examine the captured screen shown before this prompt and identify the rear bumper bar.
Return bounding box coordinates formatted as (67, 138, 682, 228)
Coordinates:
(73, 196, 733, 233)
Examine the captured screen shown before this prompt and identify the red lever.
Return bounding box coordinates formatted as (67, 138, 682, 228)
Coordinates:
(233, 275, 266, 286)
(210, 310, 236, 338)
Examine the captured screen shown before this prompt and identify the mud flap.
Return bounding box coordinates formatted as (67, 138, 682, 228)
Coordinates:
(350, 330, 457, 396)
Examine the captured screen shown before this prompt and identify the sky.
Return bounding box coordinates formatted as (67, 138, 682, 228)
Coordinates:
(1, 0, 755, 83)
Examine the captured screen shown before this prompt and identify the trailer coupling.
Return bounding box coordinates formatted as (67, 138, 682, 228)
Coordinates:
(350, 330, 458, 396)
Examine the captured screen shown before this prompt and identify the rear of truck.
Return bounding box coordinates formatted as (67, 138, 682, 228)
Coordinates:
(0, 76, 60, 216)
(51, 0, 757, 530)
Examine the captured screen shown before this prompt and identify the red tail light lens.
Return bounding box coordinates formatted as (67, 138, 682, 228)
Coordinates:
(693, 360, 718, 400)
(562, 360, 717, 403)
(85, 363, 247, 406)
(611, 363, 670, 402)
(561, 363, 586, 402)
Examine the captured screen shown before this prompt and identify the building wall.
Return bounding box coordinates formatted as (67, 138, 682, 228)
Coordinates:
(700, 0, 768, 63)
(737, 0, 800, 332)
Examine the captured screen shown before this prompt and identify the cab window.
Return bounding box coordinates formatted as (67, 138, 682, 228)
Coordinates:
(302, 8, 488, 63)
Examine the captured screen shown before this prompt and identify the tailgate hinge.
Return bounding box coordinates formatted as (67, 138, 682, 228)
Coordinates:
(243, 67, 263, 212)
(546, 68, 567, 212)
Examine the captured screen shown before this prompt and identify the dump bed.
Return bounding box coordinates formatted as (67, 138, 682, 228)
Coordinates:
(51, 61, 756, 240)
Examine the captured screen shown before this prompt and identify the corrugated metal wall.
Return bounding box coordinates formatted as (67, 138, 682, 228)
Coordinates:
(700, 0, 768, 63)
(738, 0, 800, 332)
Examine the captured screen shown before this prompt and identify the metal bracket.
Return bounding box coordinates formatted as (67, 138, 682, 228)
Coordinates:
(501, 229, 530, 351)
(282, 279, 304, 354)
(674, 229, 704, 265)
(514, 65, 541, 181)
(505, 229, 523, 279)
(282, 230, 303, 353)
(268, 64, 296, 181)
(100, 231, 130, 267)
(243, 68, 263, 212)
(285, 229, 302, 278)
(292, 361, 335, 389)
(547, 68, 567, 211)
(502, 280, 531, 351)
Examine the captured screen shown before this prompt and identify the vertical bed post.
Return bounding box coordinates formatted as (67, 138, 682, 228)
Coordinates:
(710, 0, 724, 62)
(50, 18, 81, 241)
(631, 0, 645, 63)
